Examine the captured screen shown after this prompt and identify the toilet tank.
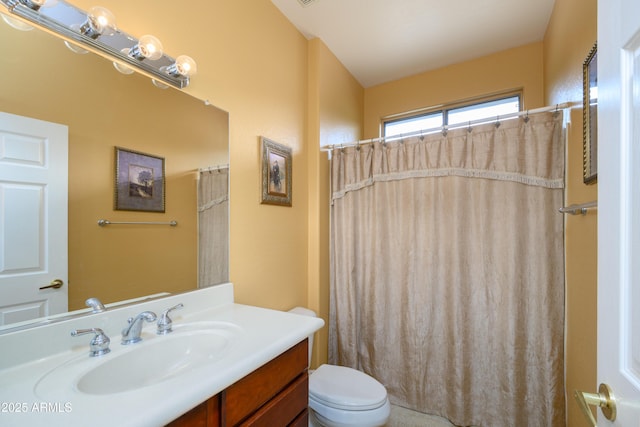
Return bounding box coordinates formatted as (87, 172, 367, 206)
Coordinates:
(288, 307, 316, 365)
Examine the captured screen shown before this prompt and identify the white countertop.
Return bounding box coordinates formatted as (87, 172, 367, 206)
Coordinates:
(0, 283, 324, 427)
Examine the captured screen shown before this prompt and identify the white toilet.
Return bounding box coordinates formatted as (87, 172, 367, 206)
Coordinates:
(288, 307, 391, 427)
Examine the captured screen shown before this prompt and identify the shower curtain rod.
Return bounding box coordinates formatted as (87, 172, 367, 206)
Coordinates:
(198, 164, 229, 173)
(320, 102, 572, 152)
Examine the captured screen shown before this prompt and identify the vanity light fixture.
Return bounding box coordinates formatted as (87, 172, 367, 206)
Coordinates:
(1, 11, 33, 30)
(78, 6, 116, 38)
(151, 79, 169, 89)
(0, 0, 197, 88)
(165, 55, 197, 78)
(16, 0, 45, 11)
(150, 55, 197, 87)
(128, 34, 163, 60)
(114, 34, 163, 75)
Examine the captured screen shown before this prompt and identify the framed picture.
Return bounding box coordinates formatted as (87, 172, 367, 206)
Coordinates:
(261, 137, 292, 206)
(115, 147, 165, 212)
(583, 42, 598, 184)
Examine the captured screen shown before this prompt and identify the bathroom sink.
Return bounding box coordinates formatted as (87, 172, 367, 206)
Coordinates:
(35, 325, 240, 397)
(78, 330, 233, 394)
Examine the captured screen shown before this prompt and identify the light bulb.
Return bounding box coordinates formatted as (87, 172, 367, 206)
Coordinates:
(79, 6, 117, 39)
(151, 79, 169, 89)
(64, 40, 89, 54)
(1, 13, 34, 30)
(128, 35, 163, 61)
(112, 59, 134, 75)
(165, 55, 197, 77)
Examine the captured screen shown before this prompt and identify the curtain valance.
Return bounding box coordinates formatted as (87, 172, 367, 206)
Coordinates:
(331, 112, 564, 202)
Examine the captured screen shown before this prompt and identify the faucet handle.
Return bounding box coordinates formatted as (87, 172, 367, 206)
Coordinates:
(157, 303, 184, 335)
(71, 328, 111, 357)
(85, 297, 106, 313)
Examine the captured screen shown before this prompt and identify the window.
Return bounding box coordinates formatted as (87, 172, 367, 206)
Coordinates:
(384, 94, 521, 138)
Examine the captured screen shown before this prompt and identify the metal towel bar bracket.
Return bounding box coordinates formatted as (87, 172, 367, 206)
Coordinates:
(98, 219, 178, 227)
(558, 201, 597, 215)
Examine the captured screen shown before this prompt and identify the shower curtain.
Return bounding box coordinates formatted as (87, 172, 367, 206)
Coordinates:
(198, 167, 229, 288)
(329, 112, 565, 426)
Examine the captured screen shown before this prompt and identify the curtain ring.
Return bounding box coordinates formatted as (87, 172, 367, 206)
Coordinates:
(467, 121, 472, 133)
(523, 110, 530, 123)
(494, 115, 501, 128)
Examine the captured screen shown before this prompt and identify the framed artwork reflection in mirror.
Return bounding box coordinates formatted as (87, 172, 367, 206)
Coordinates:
(115, 147, 166, 212)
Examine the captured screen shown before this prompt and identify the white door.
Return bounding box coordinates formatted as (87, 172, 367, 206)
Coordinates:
(0, 112, 68, 327)
(595, 0, 640, 425)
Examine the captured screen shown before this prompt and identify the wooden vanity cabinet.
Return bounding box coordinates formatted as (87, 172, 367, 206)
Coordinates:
(167, 339, 309, 427)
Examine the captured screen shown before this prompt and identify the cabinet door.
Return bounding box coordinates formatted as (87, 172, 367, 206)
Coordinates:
(224, 340, 308, 426)
(288, 409, 309, 427)
(166, 395, 221, 427)
(166, 339, 308, 427)
(238, 373, 308, 427)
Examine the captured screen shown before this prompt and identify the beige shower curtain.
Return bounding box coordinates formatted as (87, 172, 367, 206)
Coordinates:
(198, 167, 229, 288)
(329, 112, 565, 426)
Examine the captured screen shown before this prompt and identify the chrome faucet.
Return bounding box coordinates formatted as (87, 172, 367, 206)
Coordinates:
(157, 303, 184, 335)
(71, 328, 111, 357)
(85, 297, 106, 313)
(121, 311, 157, 345)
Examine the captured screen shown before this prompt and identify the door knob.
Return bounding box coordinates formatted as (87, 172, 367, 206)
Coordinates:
(574, 383, 616, 427)
(39, 279, 64, 290)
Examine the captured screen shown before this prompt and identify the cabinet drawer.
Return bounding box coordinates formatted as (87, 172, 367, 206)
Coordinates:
(166, 396, 220, 427)
(288, 409, 309, 427)
(224, 339, 308, 426)
(238, 373, 308, 427)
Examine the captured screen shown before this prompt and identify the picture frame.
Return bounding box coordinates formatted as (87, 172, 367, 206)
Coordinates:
(260, 137, 292, 206)
(583, 42, 598, 184)
(114, 147, 166, 212)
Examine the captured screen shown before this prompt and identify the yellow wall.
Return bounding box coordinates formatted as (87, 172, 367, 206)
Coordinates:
(544, 0, 598, 426)
(363, 42, 545, 138)
(307, 38, 364, 366)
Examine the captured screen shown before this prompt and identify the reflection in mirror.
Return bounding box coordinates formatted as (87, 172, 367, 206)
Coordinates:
(0, 16, 229, 331)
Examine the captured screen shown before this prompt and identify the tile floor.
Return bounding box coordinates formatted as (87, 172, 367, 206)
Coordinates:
(386, 405, 455, 427)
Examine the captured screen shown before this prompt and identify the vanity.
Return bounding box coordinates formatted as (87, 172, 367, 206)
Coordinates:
(168, 339, 309, 426)
(0, 283, 324, 427)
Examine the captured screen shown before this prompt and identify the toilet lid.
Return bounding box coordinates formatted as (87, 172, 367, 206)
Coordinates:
(309, 364, 388, 411)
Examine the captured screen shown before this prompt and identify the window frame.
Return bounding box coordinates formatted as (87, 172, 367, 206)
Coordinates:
(382, 91, 523, 138)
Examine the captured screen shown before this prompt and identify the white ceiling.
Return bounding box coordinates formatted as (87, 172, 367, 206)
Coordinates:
(270, 0, 556, 88)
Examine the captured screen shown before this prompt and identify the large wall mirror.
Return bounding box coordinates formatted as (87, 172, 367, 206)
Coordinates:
(0, 16, 229, 330)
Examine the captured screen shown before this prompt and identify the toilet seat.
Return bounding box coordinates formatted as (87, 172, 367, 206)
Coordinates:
(309, 364, 388, 411)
